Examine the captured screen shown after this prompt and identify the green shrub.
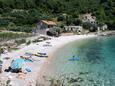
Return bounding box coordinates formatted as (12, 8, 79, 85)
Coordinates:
(7, 25, 33, 33)
(0, 18, 10, 26)
(26, 40, 31, 45)
(57, 15, 65, 21)
(15, 39, 26, 45)
(0, 32, 29, 41)
(82, 22, 92, 30)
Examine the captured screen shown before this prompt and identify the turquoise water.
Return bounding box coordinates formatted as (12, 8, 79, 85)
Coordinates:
(41, 36, 115, 86)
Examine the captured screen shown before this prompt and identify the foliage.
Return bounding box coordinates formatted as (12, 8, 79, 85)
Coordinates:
(57, 15, 65, 21)
(0, 18, 10, 26)
(7, 24, 33, 33)
(0, 0, 114, 29)
(47, 27, 61, 36)
(0, 32, 29, 41)
(73, 19, 82, 26)
(82, 22, 97, 32)
(82, 22, 92, 30)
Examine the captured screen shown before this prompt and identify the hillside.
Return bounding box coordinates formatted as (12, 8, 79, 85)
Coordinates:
(0, 0, 115, 29)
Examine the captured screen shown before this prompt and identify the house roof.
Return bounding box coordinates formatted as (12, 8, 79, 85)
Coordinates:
(41, 20, 56, 25)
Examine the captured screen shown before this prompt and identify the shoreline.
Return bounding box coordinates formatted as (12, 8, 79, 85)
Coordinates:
(0, 34, 97, 86)
(36, 34, 97, 85)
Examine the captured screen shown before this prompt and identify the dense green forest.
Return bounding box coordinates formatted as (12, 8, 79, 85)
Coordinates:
(0, 0, 115, 30)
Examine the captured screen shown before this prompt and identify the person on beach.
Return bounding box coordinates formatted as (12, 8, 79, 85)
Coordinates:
(73, 55, 75, 58)
(5, 56, 26, 73)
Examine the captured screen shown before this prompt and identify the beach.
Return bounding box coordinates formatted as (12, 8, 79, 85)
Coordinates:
(0, 34, 96, 86)
(37, 35, 115, 86)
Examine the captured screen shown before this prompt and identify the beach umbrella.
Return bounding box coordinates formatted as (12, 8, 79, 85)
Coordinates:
(10, 58, 25, 69)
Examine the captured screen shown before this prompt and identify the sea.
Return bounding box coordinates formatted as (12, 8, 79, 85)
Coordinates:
(39, 35, 115, 86)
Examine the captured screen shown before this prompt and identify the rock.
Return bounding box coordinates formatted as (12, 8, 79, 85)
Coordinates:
(68, 78, 78, 83)
(79, 72, 89, 75)
(77, 77, 84, 82)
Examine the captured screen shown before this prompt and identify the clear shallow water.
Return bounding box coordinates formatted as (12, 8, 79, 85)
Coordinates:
(41, 36, 115, 86)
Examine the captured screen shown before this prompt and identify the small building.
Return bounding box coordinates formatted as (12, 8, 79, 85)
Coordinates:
(100, 24, 108, 31)
(98, 24, 108, 31)
(37, 20, 56, 29)
(64, 26, 83, 33)
(80, 13, 97, 24)
(36, 20, 57, 35)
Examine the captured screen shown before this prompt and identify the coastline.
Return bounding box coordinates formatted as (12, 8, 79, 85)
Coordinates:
(0, 34, 97, 86)
(36, 34, 97, 85)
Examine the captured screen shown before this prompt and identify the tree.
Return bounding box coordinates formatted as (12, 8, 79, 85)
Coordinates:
(72, 19, 82, 25)
(82, 22, 92, 30)
(7, 22, 16, 30)
(57, 15, 65, 21)
(0, 0, 114, 30)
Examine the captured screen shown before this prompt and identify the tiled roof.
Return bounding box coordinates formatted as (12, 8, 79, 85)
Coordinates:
(41, 20, 56, 25)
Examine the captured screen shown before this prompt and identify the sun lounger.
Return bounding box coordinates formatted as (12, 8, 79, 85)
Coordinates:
(35, 54, 48, 58)
(25, 52, 48, 58)
(37, 52, 47, 55)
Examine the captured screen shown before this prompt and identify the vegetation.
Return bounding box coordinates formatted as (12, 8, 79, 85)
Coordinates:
(0, 47, 3, 54)
(47, 27, 61, 36)
(0, 0, 114, 30)
(15, 39, 26, 45)
(0, 32, 30, 41)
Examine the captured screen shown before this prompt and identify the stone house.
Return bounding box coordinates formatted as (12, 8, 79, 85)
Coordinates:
(98, 24, 108, 31)
(37, 20, 56, 29)
(36, 20, 57, 35)
(64, 26, 83, 33)
(80, 13, 97, 24)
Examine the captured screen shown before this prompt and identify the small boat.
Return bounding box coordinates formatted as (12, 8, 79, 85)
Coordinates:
(37, 52, 47, 55)
(68, 58, 80, 61)
(35, 54, 48, 58)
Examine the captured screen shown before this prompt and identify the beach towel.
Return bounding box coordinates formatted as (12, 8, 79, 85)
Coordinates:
(10, 58, 25, 69)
